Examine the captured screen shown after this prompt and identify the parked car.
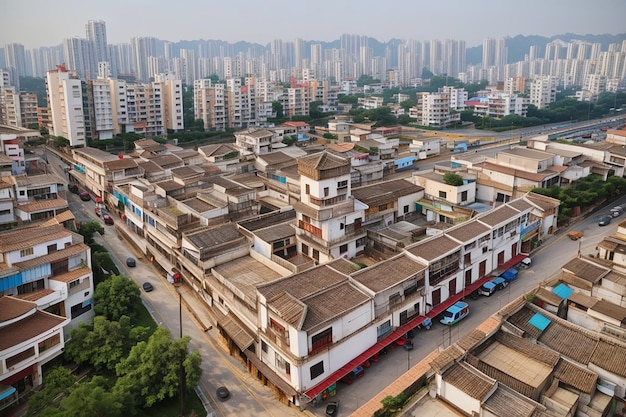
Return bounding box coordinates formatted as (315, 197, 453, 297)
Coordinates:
(126, 257, 136, 267)
(94, 207, 101, 216)
(79, 191, 91, 201)
(598, 215, 612, 226)
(492, 277, 509, 291)
(610, 206, 623, 217)
(216, 386, 230, 401)
(478, 281, 497, 297)
(500, 268, 519, 282)
(102, 213, 114, 225)
(439, 301, 470, 325)
(519, 257, 532, 269)
(68, 184, 79, 194)
(142, 282, 154, 292)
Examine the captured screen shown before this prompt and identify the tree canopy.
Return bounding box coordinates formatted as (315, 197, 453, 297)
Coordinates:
(65, 315, 151, 371)
(78, 221, 104, 245)
(442, 172, 464, 186)
(93, 274, 142, 321)
(115, 327, 202, 408)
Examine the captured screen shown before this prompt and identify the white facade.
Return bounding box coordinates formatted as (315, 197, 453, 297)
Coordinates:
(46, 66, 87, 148)
(529, 76, 557, 109)
(89, 78, 114, 139)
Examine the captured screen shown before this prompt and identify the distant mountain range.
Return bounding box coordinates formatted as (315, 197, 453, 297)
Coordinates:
(168, 33, 626, 66)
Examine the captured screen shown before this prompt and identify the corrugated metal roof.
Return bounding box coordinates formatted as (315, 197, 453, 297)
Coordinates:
(552, 283, 573, 299)
(529, 312, 551, 331)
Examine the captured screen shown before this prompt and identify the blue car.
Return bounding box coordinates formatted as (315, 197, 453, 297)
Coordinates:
(440, 301, 470, 325)
(500, 268, 519, 282)
(492, 277, 509, 290)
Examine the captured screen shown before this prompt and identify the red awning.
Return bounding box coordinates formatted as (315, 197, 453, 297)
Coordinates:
(95, 197, 103, 203)
(303, 253, 528, 400)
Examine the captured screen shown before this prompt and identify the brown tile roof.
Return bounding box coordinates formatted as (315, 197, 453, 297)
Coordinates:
(254, 224, 295, 243)
(538, 320, 598, 364)
(16, 198, 68, 213)
(406, 234, 459, 261)
(590, 299, 626, 322)
(137, 160, 164, 173)
(567, 292, 597, 309)
(525, 192, 560, 210)
(350, 253, 426, 292)
(103, 158, 138, 169)
(442, 362, 495, 399)
(508, 198, 533, 212)
(495, 331, 559, 366)
(352, 179, 424, 207)
(15, 289, 56, 302)
(181, 197, 216, 213)
(73, 147, 118, 161)
(506, 305, 544, 339)
(0, 310, 67, 350)
(186, 223, 242, 250)
(14, 243, 90, 270)
(0, 296, 36, 322)
(198, 143, 236, 157)
(457, 329, 487, 351)
(267, 292, 306, 329)
(534, 287, 563, 306)
(590, 340, 626, 378)
(155, 179, 184, 192)
(429, 345, 464, 373)
(298, 152, 348, 171)
(477, 204, 522, 227)
(48, 266, 92, 283)
(0, 224, 70, 252)
(257, 264, 348, 301)
(213, 256, 282, 305)
(553, 358, 597, 394)
(561, 258, 610, 283)
(258, 151, 296, 165)
(445, 220, 491, 243)
(301, 281, 370, 331)
(326, 258, 362, 275)
(482, 386, 537, 417)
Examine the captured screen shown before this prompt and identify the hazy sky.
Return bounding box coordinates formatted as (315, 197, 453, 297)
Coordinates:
(2, 0, 625, 48)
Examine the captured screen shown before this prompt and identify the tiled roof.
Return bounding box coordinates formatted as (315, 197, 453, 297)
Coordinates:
(0, 310, 66, 350)
(14, 243, 90, 270)
(103, 158, 138, 169)
(254, 224, 295, 243)
(298, 152, 348, 171)
(561, 257, 610, 283)
(181, 197, 216, 213)
(15, 289, 56, 302)
(442, 362, 495, 400)
(267, 292, 306, 329)
(257, 264, 348, 301)
(301, 281, 370, 331)
(406, 234, 459, 261)
(16, 198, 68, 213)
(326, 258, 362, 275)
(350, 253, 426, 293)
(213, 256, 282, 306)
(0, 224, 70, 252)
(567, 292, 597, 309)
(590, 299, 626, 322)
(506, 305, 544, 339)
(0, 296, 36, 322)
(477, 204, 521, 227)
(508, 198, 533, 212)
(12, 173, 63, 187)
(482, 386, 536, 417)
(48, 267, 92, 283)
(590, 340, 626, 378)
(186, 223, 241, 250)
(445, 220, 490, 243)
(429, 344, 464, 373)
(456, 329, 487, 351)
(553, 358, 597, 394)
(351, 179, 424, 206)
(525, 192, 560, 210)
(137, 160, 164, 173)
(257, 151, 295, 165)
(73, 147, 119, 161)
(495, 331, 559, 366)
(538, 320, 598, 364)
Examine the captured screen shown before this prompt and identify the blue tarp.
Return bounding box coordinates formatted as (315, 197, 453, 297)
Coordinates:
(529, 313, 551, 331)
(0, 385, 16, 401)
(552, 283, 574, 300)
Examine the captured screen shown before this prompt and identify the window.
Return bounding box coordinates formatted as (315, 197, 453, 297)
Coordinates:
(337, 180, 348, 189)
(310, 361, 324, 379)
(356, 237, 367, 247)
(377, 320, 391, 339)
(311, 328, 332, 353)
(464, 253, 471, 265)
(439, 191, 447, 198)
(69, 279, 81, 289)
(404, 205, 409, 214)
(270, 318, 286, 335)
(305, 184, 310, 195)
(378, 203, 388, 211)
(340, 244, 348, 254)
(461, 190, 468, 201)
(20, 247, 34, 257)
(389, 292, 402, 307)
(262, 341, 268, 353)
(301, 243, 309, 256)
(324, 187, 329, 197)
(47, 244, 57, 254)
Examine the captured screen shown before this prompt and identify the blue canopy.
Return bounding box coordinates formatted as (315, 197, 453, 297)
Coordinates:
(0, 385, 16, 401)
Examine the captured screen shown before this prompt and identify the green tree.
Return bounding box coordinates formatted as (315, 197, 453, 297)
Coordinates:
(272, 101, 284, 118)
(78, 221, 105, 245)
(52, 136, 70, 149)
(337, 94, 359, 104)
(442, 172, 464, 186)
(94, 274, 142, 321)
(26, 367, 76, 417)
(115, 327, 202, 408)
(65, 315, 150, 371)
(57, 376, 127, 417)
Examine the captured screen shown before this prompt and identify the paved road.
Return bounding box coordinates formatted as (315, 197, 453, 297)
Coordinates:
(307, 195, 626, 416)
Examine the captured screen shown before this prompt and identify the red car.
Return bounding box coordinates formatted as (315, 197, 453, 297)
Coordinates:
(102, 213, 114, 225)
